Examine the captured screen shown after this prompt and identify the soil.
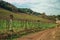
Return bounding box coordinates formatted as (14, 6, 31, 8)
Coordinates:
(17, 27, 60, 40)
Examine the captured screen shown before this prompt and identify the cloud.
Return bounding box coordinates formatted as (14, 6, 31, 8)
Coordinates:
(3, 0, 38, 4)
(3, 0, 60, 15)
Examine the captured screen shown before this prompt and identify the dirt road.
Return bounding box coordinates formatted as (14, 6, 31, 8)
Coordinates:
(17, 27, 60, 40)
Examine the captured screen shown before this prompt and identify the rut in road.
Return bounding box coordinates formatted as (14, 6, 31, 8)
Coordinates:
(17, 27, 60, 40)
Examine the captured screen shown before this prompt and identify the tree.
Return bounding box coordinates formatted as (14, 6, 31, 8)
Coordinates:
(0, 0, 2, 1)
(57, 15, 60, 20)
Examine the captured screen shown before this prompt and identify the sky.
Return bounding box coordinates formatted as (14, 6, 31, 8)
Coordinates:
(3, 0, 60, 15)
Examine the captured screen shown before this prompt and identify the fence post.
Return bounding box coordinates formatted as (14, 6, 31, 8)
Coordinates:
(26, 20, 28, 30)
(9, 15, 13, 32)
(23, 20, 25, 30)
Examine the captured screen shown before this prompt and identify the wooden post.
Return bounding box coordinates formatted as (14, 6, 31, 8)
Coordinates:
(9, 15, 13, 32)
(27, 21, 28, 29)
(32, 20, 34, 28)
(24, 20, 27, 30)
(23, 20, 25, 29)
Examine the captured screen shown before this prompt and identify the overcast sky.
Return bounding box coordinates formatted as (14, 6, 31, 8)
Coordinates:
(3, 0, 60, 15)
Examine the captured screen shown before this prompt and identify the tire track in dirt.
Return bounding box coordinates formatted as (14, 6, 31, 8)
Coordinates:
(17, 29, 50, 40)
(17, 27, 60, 40)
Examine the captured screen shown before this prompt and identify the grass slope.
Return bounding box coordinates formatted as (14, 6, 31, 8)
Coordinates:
(0, 8, 51, 22)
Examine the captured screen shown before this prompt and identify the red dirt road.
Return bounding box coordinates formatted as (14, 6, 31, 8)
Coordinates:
(17, 27, 60, 40)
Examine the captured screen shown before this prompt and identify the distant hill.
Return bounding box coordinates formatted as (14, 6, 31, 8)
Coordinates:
(0, 1, 18, 12)
(18, 8, 41, 15)
(0, 1, 41, 15)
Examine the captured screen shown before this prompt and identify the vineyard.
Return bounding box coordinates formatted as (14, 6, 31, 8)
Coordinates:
(0, 19, 56, 40)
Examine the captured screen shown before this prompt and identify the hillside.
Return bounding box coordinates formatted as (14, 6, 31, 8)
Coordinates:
(0, 1, 18, 12)
(0, 8, 52, 23)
